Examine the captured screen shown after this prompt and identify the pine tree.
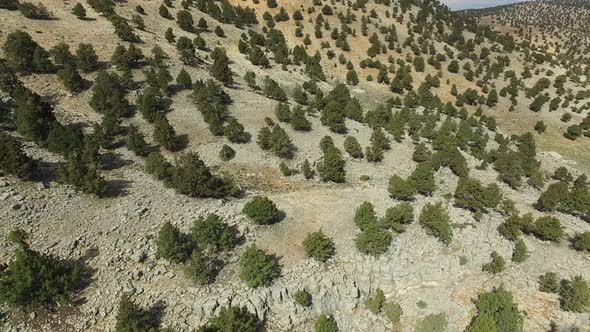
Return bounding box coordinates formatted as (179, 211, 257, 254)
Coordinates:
(176, 68, 192, 90)
(153, 114, 179, 151)
(210, 48, 233, 86)
(70, 3, 86, 19)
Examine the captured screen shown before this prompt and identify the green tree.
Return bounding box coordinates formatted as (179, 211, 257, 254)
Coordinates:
(481, 251, 506, 274)
(354, 201, 378, 231)
(419, 203, 452, 244)
(559, 276, 590, 312)
(197, 306, 261, 331)
(71, 3, 86, 19)
(115, 295, 159, 332)
(176, 68, 192, 90)
(294, 290, 312, 307)
(210, 48, 233, 86)
(153, 114, 179, 151)
(355, 225, 392, 256)
(511, 239, 528, 263)
(125, 125, 150, 157)
(0, 132, 36, 179)
(317, 145, 346, 183)
(242, 196, 280, 225)
(344, 136, 364, 159)
(571, 232, 590, 252)
(75, 43, 98, 72)
(0, 237, 85, 307)
(314, 314, 338, 332)
(388, 175, 415, 201)
(381, 203, 413, 232)
(239, 245, 280, 288)
(169, 153, 239, 198)
(321, 101, 347, 133)
(539, 272, 560, 293)
(219, 144, 236, 161)
(185, 250, 216, 285)
(302, 230, 335, 262)
(365, 288, 385, 314)
(468, 287, 523, 332)
(156, 222, 194, 263)
(410, 163, 436, 196)
(177, 10, 194, 31)
(191, 214, 236, 253)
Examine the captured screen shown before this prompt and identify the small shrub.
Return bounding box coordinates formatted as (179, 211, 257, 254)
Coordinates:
(239, 244, 280, 288)
(191, 213, 236, 253)
(198, 306, 261, 331)
(115, 295, 160, 332)
(481, 251, 506, 274)
(219, 144, 236, 161)
(559, 276, 590, 312)
(302, 230, 335, 262)
(414, 313, 448, 332)
(242, 196, 280, 225)
(156, 222, 194, 263)
(294, 289, 312, 307)
(571, 232, 590, 252)
(355, 225, 392, 256)
(354, 201, 378, 231)
(539, 272, 560, 293)
(381, 203, 413, 233)
(365, 288, 385, 314)
(419, 203, 452, 244)
(512, 239, 528, 263)
(314, 314, 338, 332)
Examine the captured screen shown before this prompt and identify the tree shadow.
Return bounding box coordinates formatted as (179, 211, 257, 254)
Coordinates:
(100, 152, 134, 171)
(105, 179, 133, 197)
(32, 160, 62, 184)
(146, 300, 167, 329)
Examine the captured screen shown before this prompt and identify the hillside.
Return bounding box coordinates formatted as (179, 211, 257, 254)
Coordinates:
(0, 0, 589, 331)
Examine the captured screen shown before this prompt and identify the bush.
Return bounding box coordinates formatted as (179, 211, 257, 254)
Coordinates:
(239, 244, 280, 288)
(219, 144, 236, 161)
(176, 68, 192, 90)
(144, 152, 172, 181)
(58, 154, 107, 197)
(115, 295, 159, 332)
(419, 203, 452, 244)
(410, 163, 436, 196)
(75, 43, 98, 72)
(156, 222, 194, 263)
(263, 77, 287, 101)
(3, 30, 44, 73)
(388, 175, 415, 201)
(317, 146, 346, 183)
(571, 232, 590, 252)
(413, 143, 431, 163)
(0, 236, 85, 308)
(481, 251, 506, 274)
(512, 239, 528, 263)
(294, 289, 312, 307)
(415, 313, 448, 332)
(355, 225, 392, 256)
(381, 203, 413, 232)
(224, 118, 251, 143)
(354, 201, 378, 231)
(454, 177, 501, 213)
(153, 114, 179, 151)
(185, 250, 216, 285)
(383, 301, 402, 324)
(314, 314, 338, 332)
(528, 216, 564, 242)
(301, 159, 315, 179)
(242, 196, 280, 225)
(467, 288, 523, 332)
(197, 306, 261, 331)
(169, 153, 239, 198)
(275, 103, 291, 122)
(177, 10, 194, 31)
(302, 230, 335, 262)
(539, 272, 560, 293)
(344, 136, 364, 159)
(125, 125, 149, 157)
(536, 182, 570, 212)
(365, 288, 385, 314)
(0, 132, 36, 179)
(321, 101, 347, 133)
(559, 276, 590, 312)
(19, 2, 52, 19)
(191, 213, 236, 253)
(290, 106, 311, 131)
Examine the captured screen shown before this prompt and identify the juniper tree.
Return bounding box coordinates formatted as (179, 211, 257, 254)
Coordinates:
(153, 114, 179, 151)
(71, 3, 86, 19)
(210, 48, 233, 86)
(75, 43, 98, 72)
(302, 230, 335, 262)
(419, 203, 452, 244)
(239, 244, 280, 288)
